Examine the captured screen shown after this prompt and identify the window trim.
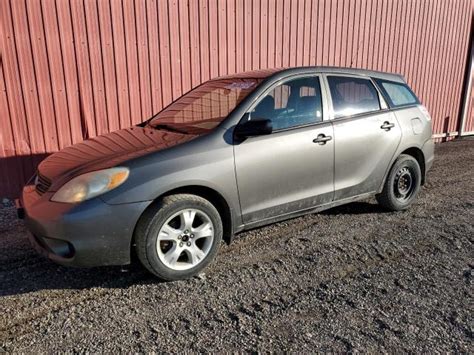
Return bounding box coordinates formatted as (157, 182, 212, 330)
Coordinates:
(323, 73, 388, 121)
(372, 78, 421, 109)
(241, 73, 329, 133)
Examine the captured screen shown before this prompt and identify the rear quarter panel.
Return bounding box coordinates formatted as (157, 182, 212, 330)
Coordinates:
(392, 106, 432, 152)
(378, 105, 433, 191)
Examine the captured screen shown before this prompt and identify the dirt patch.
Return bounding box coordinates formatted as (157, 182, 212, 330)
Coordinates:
(0, 139, 473, 352)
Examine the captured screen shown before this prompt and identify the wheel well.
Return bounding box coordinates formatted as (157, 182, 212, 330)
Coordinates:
(132, 185, 234, 251)
(401, 147, 426, 185)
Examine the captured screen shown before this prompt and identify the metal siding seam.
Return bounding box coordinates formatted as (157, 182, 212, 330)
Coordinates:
(136, 0, 153, 119)
(252, 0, 260, 69)
(295, 0, 305, 66)
(363, 0, 374, 69)
(414, 0, 430, 106)
(167, 0, 182, 100)
(426, 0, 445, 134)
(406, 0, 422, 88)
(433, 0, 450, 134)
(157, 0, 172, 106)
(110, 0, 131, 129)
(333, 0, 342, 67)
(418, 0, 437, 129)
(10, 0, 48, 155)
(309, 0, 318, 66)
(70, 0, 98, 138)
(147, 0, 163, 113)
(274, 0, 284, 67)
(281, 0, 290, 67)
(99, 0, 121, 132)
(41, 0, 72, 149)
(0, 0, 32, 184)
(26, 0, 60, 152)
(452, 1, 473, 133)
(208, 0, 219, 77)
(349, 0, 360, 67)
(302, 0, 311, 66)
(344, 0, 355, 67)
(189, 0, 203, 84)
(198, 0, 210, 82)
(434, 0, 456, 134)
(432, 0, 450, 134)
(235, 0, 244, 73)
(289, 0, 298, 67)
(404, 0, 417, 84)
(0, 49, 21, 196)
(227, 0, 236, 74)
(55, 0, 82, 144)
(85, 0, 110, 136)
(370, 0, 381, 71)
(217, 0, 227, 76)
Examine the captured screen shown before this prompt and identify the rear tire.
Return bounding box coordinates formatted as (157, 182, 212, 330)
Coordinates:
(135, 194, 223, 281)
(376, 154, 422, 211)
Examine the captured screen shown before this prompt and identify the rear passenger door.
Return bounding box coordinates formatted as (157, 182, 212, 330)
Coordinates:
(325, 75, 402, 200)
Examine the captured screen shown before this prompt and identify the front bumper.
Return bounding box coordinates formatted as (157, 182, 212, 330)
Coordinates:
(18, 185, 151, 267)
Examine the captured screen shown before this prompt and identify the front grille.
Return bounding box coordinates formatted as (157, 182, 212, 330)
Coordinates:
(35, 172, 52, 195)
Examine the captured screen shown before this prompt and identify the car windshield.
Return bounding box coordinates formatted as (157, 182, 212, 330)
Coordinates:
(148, 78, 262, 134)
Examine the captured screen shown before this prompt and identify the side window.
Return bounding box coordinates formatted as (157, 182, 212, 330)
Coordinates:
(327, 76, 381, 118)
(251, 77, 323, 130)
(374, 79, 420, 107)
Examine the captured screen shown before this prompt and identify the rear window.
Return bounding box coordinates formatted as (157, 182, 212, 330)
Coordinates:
(374, 79, 420, 108)
(327, 76, 381, 118)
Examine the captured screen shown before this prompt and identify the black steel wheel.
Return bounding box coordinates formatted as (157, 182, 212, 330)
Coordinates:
(377, 154, 422, 211)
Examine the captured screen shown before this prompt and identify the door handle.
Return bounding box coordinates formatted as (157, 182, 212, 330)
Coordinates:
(381, 121, 395, 131)
(313, 134, 332, 145)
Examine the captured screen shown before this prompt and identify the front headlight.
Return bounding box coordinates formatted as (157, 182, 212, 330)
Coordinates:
(51, 167, 130, 203)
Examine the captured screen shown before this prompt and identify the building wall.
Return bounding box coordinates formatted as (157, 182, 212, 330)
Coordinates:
(0, 0, 473, 198)
(464, 68, 474, 134)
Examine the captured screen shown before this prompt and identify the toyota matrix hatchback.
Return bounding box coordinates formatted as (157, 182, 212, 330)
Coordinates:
(18, 67, 434, 280)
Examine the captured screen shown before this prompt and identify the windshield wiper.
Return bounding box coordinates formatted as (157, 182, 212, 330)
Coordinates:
(150, 124, 188, 134)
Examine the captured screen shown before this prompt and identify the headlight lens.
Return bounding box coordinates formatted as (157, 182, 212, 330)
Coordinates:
(51, 167, 129, 203)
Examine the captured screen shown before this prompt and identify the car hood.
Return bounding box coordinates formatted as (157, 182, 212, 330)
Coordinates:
(38, 126, 196, 190)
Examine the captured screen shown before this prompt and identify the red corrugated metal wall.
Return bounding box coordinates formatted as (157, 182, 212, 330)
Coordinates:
(464, 69, 474, 134)
(1, 0, 473, 198)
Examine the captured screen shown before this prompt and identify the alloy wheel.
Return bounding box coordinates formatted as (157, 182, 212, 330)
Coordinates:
(156, 208, 214, 271)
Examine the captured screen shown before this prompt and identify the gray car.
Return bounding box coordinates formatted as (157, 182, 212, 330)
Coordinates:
(18, 67, 434, 280)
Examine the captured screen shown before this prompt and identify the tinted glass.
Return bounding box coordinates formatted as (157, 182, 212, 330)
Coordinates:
(327, 76, 381, 117)
(149, 78, 262, 134)
(251, 77, 323, 130)
(375, 79, 419, 107)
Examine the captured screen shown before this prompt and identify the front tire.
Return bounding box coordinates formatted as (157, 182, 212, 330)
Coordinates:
(376, 154, 422, 211)
(135, 194, 223, 281)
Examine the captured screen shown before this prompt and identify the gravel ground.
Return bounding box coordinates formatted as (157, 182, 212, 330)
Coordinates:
(0, 139, 473, 352)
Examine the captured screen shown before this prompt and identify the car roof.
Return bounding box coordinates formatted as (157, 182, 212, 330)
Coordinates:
(213, 66, 406, 83)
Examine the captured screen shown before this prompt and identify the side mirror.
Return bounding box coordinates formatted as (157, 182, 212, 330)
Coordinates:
(234, 118, 273, 138)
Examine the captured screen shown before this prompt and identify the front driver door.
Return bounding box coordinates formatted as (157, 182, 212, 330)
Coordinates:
(234, 75, 334, 224)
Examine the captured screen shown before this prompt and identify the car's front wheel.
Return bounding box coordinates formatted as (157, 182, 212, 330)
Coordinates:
(376, 154, 422, 211)
(135, 194, 222, 280)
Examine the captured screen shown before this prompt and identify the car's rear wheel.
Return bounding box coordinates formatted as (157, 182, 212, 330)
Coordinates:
(135, 194, 222, 280)
(376, 154, 422, 211)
